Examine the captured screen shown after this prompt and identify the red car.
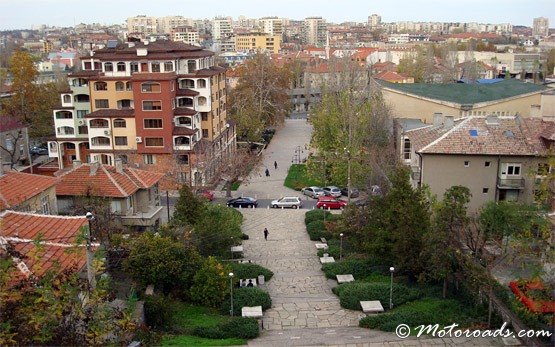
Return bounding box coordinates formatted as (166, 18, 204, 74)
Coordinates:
(196, 189, 215, 201)
(316, 196, 347, 210)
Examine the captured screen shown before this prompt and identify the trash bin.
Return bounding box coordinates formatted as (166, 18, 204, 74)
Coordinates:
(258, 275, 265, 285)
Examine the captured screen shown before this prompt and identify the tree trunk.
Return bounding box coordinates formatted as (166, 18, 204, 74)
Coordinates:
(442, 278, 448, 299)
(226, 181, 232, 198)
(487, 286, 493, 327)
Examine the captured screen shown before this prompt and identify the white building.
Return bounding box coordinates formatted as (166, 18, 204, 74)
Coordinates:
(126, 15, 158, 37)
(303, 17, 327, 47)
(212, 17, 233, 40)
(171, 26, 200, 46)
(533, 17, 549, 38)
(259, 17, 283, 37)
(368, 14, 381, 29)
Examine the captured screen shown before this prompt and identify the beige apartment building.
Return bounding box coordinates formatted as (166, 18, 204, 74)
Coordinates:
(235, 32, 281, 54)
(400, 114, 554, 212)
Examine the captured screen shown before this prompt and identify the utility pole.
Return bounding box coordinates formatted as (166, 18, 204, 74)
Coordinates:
(85, 212, 96, 290)
(166, 191, 170, 222)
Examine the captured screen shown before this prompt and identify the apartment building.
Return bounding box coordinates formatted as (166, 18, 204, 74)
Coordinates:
(533, 17, 549, 38)
(48, 40, 236, 190)
(235, 32, 281, 54)
(158, 16, 192, 35)
(303, 17, 327, 47)
(171, 26, 200, 46)
(212, 17, 233, 40)
(400, 114, 554, 212)
(126, 15, 158, 37)
(367, 14, 382, 29)
(258, 17, 283, 37)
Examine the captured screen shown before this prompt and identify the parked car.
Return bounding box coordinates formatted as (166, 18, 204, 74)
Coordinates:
(30, 146, 48, 155)
(316, 196, 347, 210)
(323, 186, 342, 198)
(227, 197, 258, 208)
(301, 186, 325, 198)
(271, 197, 302, 209)
(196, 189, 215, 201)
(340, 187, 359, 198)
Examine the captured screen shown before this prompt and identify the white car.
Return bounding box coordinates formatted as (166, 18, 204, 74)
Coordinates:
(323, 186, 342, 198)
(301, 186, 325, 198)
(271, 197, 302, 209)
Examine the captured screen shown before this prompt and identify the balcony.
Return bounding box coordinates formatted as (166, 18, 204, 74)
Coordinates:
(120, 205, 164, 227)
(497, 177, 525, 189)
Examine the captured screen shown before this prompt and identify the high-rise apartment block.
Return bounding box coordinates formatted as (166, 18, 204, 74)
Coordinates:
(302, 17, 327, 47)
(367, 14, 382, 29)
(533, 17, 549, 38)
(212, 17, 233, 40)
(258, 17, 283, 37)
(171, 26, 200, 46)
(158, 16, 192, 34)
(48, 40, 235, 190)
(126, 16, 158, 37)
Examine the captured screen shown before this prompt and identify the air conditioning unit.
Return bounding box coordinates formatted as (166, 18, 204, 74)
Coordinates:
(135, 136, 142, 143)
(104, 130, 111, 136)
(78, 120, 85, 125)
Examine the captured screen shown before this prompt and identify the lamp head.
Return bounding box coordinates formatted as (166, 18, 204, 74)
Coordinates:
(85, 212, 94, 221)
(340, 233, 344, 237)
(229, 272, 234, 277)
(389, 267, 395, 272)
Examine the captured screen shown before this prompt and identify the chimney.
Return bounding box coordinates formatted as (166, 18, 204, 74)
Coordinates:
(72, 160, 82, 169)
(433, 112, 444, 126)
(444, 116, 455, 129)
(115, 158, 123, 174)
(89, 161, 100, 176)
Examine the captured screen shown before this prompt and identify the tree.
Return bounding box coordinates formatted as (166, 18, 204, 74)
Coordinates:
(547, 49, 555, 78)
(189, 257, 230, 308)
(192, 205, 243, 257)
(228, 53, 292, 142)
(0, 118, 27, 169)
(172, 184, 205, 227)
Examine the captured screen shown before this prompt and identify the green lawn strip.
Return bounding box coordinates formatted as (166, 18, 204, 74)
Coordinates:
(171, 302, 231, 333)
(161, 335, 246, 346)
(284, 164, 323, 190)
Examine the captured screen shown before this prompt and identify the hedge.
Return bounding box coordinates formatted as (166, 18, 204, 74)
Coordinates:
(359, 298, 481, 332)
(193, 317, 259, 339)
(321, 258, 388, 280)
(334, 282, 422, 311)
(306, 220, 332, 241)
(220, 287, 272, 316)
(229, 263, 274, 282)
(304, 209, 341, 225)
(144, 294, 178, 331)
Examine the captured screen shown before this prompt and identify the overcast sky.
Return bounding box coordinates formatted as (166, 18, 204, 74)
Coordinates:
(0, 0, 552, 30)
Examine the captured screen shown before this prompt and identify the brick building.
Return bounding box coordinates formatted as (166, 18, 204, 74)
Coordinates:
(48, 40, 236, 190)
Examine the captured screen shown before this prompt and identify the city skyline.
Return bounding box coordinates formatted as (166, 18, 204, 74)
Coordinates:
(0, 0, 553, 30)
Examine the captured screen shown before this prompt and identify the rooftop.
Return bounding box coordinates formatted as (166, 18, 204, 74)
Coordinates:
(0, 171, 57, 211)
(90, 40, 214, 61)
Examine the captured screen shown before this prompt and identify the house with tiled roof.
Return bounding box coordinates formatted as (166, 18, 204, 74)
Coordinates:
(0, 211, 89, 283)
(0, 170, 58, 214)
(400, 113, 555, 211)
(55, 160, 164, 230)
(374, 71, 414, 84)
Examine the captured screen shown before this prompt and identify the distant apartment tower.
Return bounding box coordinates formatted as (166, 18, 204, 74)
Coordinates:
(533, 17, 549, 38)
(259, 17, 283, 37)
(212, 17, 233, 40)
(127, 15, 158, 37)
(235, 32, 281, 54)
(171, 26, 200, 46)
(48, 40, 235, 190)
(158, 16, 192, 34)
(368, 14, 382, 29)
(303, 17, 327, 47)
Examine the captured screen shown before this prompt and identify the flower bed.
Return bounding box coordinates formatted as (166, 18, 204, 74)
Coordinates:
(509, 280, 555, 314)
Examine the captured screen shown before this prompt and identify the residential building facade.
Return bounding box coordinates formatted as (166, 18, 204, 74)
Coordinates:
(0, 116, 29, 170)
(171, 26, 200, 46)
(258, 17, 283, 37)
(533, 17, 549, 38)
(303, 17, 327, 47)
(235, 32, 281, 54)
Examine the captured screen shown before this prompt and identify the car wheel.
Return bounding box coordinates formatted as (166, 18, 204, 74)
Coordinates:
(293, 205, 298, 209)
(227, 204, 231, 207)
(272, 204, 278, 208)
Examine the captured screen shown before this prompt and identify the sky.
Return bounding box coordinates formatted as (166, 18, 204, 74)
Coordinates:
(0, 0, 553, 30)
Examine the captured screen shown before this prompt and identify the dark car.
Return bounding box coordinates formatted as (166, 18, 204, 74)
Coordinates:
(30, 146, 48, 155)
(340, 187, 359, 198)
(227, 197, 258, 208)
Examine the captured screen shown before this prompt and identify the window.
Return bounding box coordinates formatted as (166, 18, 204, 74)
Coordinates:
(78, 125, 88, 134)
(164, 61, 173, 71)
(126, 82, 132, 91)
(40, 195, 50, 215)
(464, 161, 470, 167)
(19, 144, 24, 156)
(142, 100, 162, 111)
(198, 96, 207, 106)
(95, 99, 109, 108)
(63, 94, 71, 103)
(65, 143, 75, 149)
(57, 126, 74, 135)
(403, 138, 411, 160)
(117, 99, 131, 109)
(104, 62, 113, 72)
(197, 79, 206, 88)
(482, 188, 489, 194)
(76, 110, 88, 118)
(506, 164, 521, 176)
(74, 94, 89, 103)
(91, 137, 110, 146)
(110, 200, 122, 213)
(144, 154, 156, 164)
(145, 137, 164, 147)
(117, 62, 126, 72)
(181, 79, 194, 88)
(202, 129, 209, 138)
(130, 62, 139, 73)
(115, 81, 125, 91)
(90, 119, 109, 128)
(144, 119, 162, 128)
(174, 136, 190, 146)
(151, 62, 160, 72)
(115, 136, 128, 146)
(113, 119, 126, 128)
(485, 161, 491, 167)
(178, 98, 193, 107)
(55, 111, 73, 119)
(84, 61, 92, 70)
(141, 82, 161, 93)
(187, 60, 196, 72)
(175, 117, 192, 126)
(178, 154, 189, 165)
(5, 138, 13, 150)
(94, 82, 107, 91)
(201, 112, 208, 121)
(178, 172, 187, 183)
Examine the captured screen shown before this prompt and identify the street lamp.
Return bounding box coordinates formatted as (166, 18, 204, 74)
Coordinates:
(229, 272, 234, 316)
(85, 212, 95, 289)
(344, 147, 352, 204)
(339, 233, 344, 260)
(389, 267, 395, 309)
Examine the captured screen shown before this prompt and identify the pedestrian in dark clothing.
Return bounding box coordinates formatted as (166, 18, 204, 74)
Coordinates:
(265, 168, 270, 177)
(247, 279, 254, 287)
(274, 161, 278, 169)
(263, 228, 269, 241)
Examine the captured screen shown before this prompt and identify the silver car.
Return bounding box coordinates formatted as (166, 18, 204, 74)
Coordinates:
(271, 197, 302, 209)
(323, 186, 342, 198)
(301, 186, 325, 199)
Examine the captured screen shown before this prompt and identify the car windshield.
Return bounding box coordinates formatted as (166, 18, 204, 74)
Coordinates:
(314, 188, 323, 192)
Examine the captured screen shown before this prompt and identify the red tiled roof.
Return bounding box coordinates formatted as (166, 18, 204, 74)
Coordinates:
(56, 163, 164, 198)
(374, 71, 411, 83)
(0, 116, 25, 132)
(174, 107, 197, 116)
(0, 172, 57, 211)
(179, 66, 226, 78)
(130, 72, 176, 81)
(68, 70, 100, 78)
(173, 127, 196, 135)
(0, 211, 88, 281)
(86, 40, 214, 61)
(85, 108, 135, 118)
(176, 88, 199, 96)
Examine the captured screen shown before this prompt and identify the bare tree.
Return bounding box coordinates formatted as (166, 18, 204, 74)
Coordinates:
(0, 117, 27, 169)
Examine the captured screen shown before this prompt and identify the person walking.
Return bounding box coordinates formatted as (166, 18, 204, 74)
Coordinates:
(265, 168, 270, 177)
(263, 228, 269, 241)
(274, 161, 278, 170)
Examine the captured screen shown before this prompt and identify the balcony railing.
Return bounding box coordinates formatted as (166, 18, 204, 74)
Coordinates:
(497, 177, 525, 189)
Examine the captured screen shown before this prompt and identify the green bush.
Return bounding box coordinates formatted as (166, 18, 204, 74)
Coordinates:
(144, 294, 178, 331)
(193, 317, 259, 339)
(321, 258, 388, 280)
(305, 209, 333, 225)
(359, 298, 481, 331)
(306, 220, 332, 241)
(334, 282, 422, 311)
(229, 263, 274, 282)
(190, 257, 230, 308)
(220, 287, 272, 316)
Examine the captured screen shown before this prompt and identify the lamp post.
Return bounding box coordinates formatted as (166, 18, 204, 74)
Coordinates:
(389, 267, 395, 309)
(84, 212, 96, 289)
(339, 233, 344, 260)
(229, 272, 234, 316)
(344, 147, 352, 204)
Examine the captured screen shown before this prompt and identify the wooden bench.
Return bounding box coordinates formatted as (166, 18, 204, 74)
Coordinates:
(320, 237, 327, 243)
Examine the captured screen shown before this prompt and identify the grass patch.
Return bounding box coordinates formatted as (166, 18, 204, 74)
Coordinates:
(171, 304, 230, 331)
(161, 335, 246, 346)
(284, 164, 323, 191)
(322, 258, 389, 280)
